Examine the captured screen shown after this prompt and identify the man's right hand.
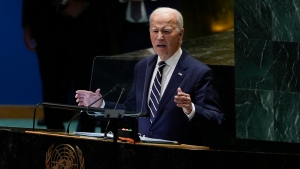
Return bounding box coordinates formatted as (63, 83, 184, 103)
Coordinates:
(75, 89, 103, 107)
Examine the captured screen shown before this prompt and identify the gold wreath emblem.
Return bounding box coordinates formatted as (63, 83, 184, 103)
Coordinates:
(46, 144, 84, 169)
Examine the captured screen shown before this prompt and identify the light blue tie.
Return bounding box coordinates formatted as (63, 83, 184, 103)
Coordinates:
(149, 61, 166, 123)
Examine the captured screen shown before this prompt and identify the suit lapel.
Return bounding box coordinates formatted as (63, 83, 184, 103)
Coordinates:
(142, 56, 157, 113)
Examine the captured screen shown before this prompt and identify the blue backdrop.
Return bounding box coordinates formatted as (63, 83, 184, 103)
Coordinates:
(0, 0, 42, 105)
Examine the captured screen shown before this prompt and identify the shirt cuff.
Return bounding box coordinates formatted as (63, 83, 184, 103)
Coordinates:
(100, 100, 105, 108)
(186, 103, 195, 120)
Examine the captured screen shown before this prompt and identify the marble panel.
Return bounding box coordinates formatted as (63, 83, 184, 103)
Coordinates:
(271, 0, 300, 42)
(273, 41, 300, 92)
(235, 0, 300, 144)
(235, 39, 274, 90)
(234, 0, 272, 40)
(274, 91, 300, 143)
(236, 89, 274, 141)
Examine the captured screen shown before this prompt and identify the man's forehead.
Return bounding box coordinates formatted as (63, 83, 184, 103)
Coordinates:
(150, 25, 174, 30)
(150, 20, 176, 28)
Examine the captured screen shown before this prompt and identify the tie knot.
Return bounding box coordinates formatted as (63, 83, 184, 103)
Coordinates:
(158, 61, 166, 69)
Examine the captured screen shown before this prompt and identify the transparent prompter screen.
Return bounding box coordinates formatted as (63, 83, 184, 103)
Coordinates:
(89, 56, 141, 103)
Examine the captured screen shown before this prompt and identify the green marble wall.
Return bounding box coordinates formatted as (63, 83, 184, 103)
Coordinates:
(235, 0, 300, 143)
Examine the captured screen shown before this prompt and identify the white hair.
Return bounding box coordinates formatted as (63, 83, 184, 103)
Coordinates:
(149, 7, 184, 32)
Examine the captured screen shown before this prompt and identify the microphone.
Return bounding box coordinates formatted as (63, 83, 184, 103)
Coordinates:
(114, 87, 125, 109)
(66, 84, 121, 134)
(104, 87, 125, 139)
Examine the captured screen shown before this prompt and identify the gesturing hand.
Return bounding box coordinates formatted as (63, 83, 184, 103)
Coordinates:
(174, 87, 192, 115)
(75, 89, 103, 107)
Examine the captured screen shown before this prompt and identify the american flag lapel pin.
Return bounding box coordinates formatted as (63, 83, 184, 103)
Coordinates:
(178, 72, 182, 76)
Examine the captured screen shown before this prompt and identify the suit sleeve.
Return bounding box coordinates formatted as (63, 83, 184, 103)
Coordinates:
(191, 68, 225, 127)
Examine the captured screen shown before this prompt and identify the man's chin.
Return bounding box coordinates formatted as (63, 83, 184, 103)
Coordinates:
(154, 48, 167, 55)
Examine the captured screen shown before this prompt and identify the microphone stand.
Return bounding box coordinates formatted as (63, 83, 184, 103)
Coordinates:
(65, 97, 103, 134)
(104, 88, 125, 143)
(32, 103, 40, 132)
(66, 111, 82, 134)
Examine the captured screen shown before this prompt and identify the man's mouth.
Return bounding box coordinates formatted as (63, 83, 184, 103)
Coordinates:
(157, 44, 166, 47)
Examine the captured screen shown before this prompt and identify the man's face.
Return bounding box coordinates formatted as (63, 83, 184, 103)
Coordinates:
(149, 12, 184, 60)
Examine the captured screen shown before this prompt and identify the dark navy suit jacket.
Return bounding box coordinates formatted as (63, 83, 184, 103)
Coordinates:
(105, 50, 224, 145)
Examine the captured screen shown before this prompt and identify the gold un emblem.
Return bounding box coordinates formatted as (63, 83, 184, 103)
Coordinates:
(46, 144, 84, 169)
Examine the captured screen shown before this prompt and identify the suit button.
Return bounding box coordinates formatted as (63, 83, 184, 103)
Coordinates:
(150, 132, 153, 136)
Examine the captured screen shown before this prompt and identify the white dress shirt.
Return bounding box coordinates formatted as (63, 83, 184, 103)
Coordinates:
(148, 48, 195, 120)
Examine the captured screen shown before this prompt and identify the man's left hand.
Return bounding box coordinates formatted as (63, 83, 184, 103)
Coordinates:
(174, 87, 192, 114)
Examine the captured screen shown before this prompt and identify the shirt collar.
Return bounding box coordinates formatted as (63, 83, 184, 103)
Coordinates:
(157, 48, 182, 68)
